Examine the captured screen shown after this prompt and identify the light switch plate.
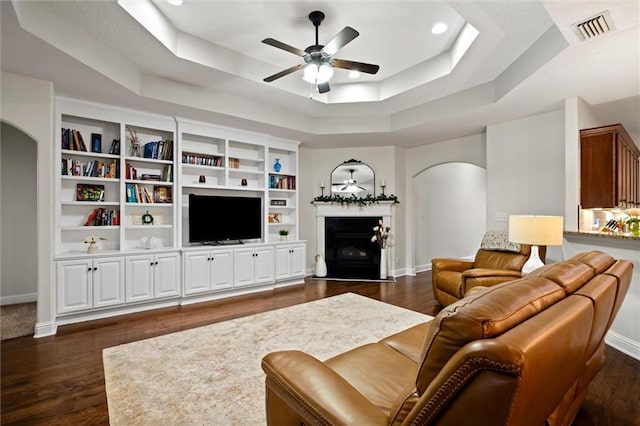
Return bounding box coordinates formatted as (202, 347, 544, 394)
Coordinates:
(495, 213, 508, 222)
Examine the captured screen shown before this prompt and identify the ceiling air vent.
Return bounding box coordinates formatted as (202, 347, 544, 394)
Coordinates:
(572, 10, 615, 41)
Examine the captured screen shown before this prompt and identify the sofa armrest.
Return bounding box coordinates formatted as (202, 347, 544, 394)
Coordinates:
(432, 258, 475, 273)
(462, 269, 522, 279)
(262, 350, 388, 426)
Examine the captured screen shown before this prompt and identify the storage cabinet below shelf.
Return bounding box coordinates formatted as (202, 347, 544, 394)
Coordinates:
(125, 252, 180, 303)
(275, 243, 306, 281)
(183, 248, 234, 295)
(56, 257, 125, 314)
(234, 246, 275, 287)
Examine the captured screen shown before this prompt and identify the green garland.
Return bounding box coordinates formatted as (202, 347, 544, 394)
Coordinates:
(312, 193, 400, 206)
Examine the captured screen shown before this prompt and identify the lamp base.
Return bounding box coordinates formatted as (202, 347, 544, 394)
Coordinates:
(521, 245, 544, 275)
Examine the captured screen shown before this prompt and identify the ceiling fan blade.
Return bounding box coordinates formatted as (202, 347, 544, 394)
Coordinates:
(317, 82, 331, 93)
(263, 64, 304, 82)
(331, 59, 380, 74)
(322, 27, 359, 56)
(262, 38, 306, 57)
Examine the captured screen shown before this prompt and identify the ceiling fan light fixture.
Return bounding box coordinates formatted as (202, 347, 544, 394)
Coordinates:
(431, 22, 448, 34)
(349, 71, 361, 79)
(303, 63, 333, 84)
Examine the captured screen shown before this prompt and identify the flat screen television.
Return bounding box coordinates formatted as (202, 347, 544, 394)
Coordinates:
(189, 194, 262, 244)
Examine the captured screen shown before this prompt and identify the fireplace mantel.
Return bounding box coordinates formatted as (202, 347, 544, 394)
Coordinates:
(313, 202, 395, 275)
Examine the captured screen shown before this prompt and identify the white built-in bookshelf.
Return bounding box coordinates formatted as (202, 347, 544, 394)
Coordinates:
(54, 99, 303, 325)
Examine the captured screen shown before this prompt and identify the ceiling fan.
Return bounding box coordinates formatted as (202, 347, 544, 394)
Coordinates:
(262, 10, 380, 94)
(333, 169, 366, 192)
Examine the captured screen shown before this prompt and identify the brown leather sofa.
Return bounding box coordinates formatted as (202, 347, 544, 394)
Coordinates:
(262, 251, 632, 425)
(431, 242, 546, 306)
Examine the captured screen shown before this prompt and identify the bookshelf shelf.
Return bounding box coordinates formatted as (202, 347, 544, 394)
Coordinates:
(61, 149, 120, 160)
(61, 176, 119, 183)
(61, 201, 120, 207)
(125, 224, 173, 230)
(124, 156, 173, 165)
(125, 179, 174, 186)
(62, 225, 121, 231)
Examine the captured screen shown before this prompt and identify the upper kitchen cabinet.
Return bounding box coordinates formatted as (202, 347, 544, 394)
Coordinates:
(580, 124, 640, 209)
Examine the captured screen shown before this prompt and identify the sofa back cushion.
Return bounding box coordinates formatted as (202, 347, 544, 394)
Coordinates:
(415, 276, 565, 393)
(473, 249, 527, 271)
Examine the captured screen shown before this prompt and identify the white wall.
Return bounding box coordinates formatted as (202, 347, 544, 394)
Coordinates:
(413, 163, 486, 272)
(1, 123, 38, 304)
(0, 71, 56, 337)
(486, 108, 565, 263)
(404, 134, 486, 274)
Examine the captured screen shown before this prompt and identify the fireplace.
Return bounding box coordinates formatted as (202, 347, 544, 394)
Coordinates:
(325, 217, 380, 279)
(314, 201, 394, 280)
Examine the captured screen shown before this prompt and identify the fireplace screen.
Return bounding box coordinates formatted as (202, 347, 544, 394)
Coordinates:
(325, 216, 380, 279)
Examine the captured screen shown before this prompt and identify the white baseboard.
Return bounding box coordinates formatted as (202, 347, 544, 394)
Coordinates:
(0, 292, 37, 306)
(34, 320, 57, 338)
(605, 330, 640, 361)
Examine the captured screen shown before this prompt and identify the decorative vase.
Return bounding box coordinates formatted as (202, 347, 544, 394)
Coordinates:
(279, 235, 288, 241)
(273, 158, 281, 173)
(380, 247, 388, 280)
(87, 242, 98, 254)
(315, 254, 327, 277)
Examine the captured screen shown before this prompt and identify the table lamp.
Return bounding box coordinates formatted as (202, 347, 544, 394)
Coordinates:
(508, 215, 564, 274)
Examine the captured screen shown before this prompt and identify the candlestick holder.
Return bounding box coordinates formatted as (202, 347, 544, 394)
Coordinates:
(320, 185, 325, 197)
(381, 184, 386, 195)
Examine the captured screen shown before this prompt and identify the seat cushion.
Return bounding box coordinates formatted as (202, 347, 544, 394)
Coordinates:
(326, 343, 418, 417)
(380, 322, 430, 363)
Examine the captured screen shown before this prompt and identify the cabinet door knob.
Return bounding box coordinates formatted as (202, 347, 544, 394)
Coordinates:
(155, 261, 159, 265)
(87, 267, 92, 272)
(93, 267, 98, 271)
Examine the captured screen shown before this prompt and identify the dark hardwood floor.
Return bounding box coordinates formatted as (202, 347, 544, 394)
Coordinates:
(1, 272, 639, 425)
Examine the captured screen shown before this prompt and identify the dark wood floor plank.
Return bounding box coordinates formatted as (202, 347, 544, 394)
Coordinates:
(1, 273, 638, 425)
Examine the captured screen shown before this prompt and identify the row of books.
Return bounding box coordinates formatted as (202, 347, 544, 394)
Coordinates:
(229, 158, 240, 169)
(182, 153, 223, 167)
(269, 175, 296, 190)
(126, 184, 173, 204)
(61, 128, 88, 151)
(62, 159, 118, 178)
(84, 208, 120, 226)
(142, 140, 173, 161)
(125, 164, 172, 182)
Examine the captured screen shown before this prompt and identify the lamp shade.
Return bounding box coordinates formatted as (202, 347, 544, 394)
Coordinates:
(508, 215, 564, 246)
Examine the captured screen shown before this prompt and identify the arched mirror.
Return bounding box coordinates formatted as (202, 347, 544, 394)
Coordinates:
(330, 159, 375, 197)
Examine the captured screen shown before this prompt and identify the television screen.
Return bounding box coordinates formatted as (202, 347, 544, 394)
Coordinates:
(189, 194, 262, 243)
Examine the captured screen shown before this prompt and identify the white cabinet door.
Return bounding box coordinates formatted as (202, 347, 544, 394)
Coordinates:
(56, 259, 93, 314)
(234, 248, 256, 287)
(275, 245, 291, 280)
(93, 257, 125, 308)
(155, 252, 181, 298)
(254, 246, 275, 284)
(211, 249, 233, 290)
(125, 255, 154, 303)
(184, 251, 211, 294)
(290, 243, 306, 278)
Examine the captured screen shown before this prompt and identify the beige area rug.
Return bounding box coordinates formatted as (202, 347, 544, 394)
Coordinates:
(103, 293, 431, 425)
(0, 302, 36, 340)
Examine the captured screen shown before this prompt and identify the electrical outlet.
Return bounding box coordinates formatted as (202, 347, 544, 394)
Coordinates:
(495, 213, 508, 222)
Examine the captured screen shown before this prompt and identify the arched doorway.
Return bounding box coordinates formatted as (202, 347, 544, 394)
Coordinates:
(412, 162, 486, 271)
(1, 121, 38, 339)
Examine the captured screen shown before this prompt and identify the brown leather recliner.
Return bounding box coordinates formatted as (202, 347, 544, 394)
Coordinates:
(431, 232, 546, 306)
(262, 251, 632, 426)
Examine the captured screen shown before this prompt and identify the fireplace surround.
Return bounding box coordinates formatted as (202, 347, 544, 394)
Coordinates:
(314, 202, 394, 280)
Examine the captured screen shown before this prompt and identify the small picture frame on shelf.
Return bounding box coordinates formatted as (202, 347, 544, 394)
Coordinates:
(91, 133, 102, 153)
(76, 184, 105, 202)
(268, 213, 282, 223)
(270, 199, 287, 206)
(153, 186, 172, 203)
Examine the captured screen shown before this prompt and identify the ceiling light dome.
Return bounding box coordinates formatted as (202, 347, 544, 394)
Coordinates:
(303, 63, 333, 84)
(431, 22, 448, 34)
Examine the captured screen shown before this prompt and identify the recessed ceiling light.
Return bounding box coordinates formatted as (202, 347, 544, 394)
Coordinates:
(166, 0, 183, 5)
(349, 71, 361, 79)
(431, 22, 448, 35)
